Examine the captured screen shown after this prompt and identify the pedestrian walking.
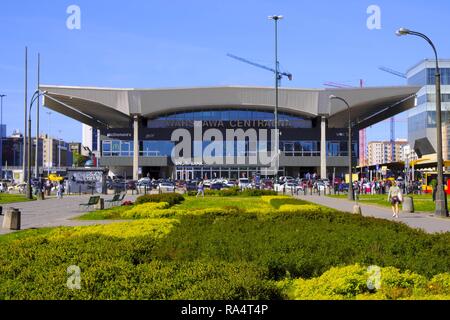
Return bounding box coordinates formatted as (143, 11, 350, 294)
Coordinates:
(57, 182, 64, 199)
(196, 181, 204, 198)
(387, 181, 403, 218)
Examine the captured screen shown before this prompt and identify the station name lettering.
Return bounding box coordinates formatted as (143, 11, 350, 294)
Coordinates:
(165, 119, 291, 128)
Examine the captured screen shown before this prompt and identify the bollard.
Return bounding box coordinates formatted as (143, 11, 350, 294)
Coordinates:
(79, 185, 82, 196)
(2, 208, 21, 230)
(353, 204, 362, 215)
(38, 191, 45, 201)
(402, 196, 414, 213)
(94, 198, 105, 211)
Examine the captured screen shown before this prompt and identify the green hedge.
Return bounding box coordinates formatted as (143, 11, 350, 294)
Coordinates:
(135, 193, 185, 206)
(187, 188, 277, 197)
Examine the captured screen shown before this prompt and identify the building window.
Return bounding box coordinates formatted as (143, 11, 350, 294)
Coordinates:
(102, 141, 112, 156)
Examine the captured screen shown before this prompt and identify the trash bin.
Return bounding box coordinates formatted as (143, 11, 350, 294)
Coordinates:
(402, 196, 414, 213)
(2, 208, 21, 230)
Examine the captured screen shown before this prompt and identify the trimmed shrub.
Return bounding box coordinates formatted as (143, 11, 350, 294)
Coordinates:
(46, 219, 178, 240)
(120, 202, 171, 219)
(135, 193, 185, 206)
(278, 264, 449, 300)
(278, 204, 322, 213)
(261, 196, 292, 203)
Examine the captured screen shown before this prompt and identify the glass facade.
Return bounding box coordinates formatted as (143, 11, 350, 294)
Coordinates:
(102, 139, 357, 158)
(102, 140, 175, 157)
(408, 68, 450, 86)
(416, 94, 450, 104)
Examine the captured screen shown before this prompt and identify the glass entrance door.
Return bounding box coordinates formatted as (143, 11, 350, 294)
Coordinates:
(176, 167, 194, 180)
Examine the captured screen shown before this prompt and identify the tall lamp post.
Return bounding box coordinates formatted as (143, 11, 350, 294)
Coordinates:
(58, 129, 62, 169)
(330, 95, 354, 200)
(0, 94, 6, 180)
(46, 111, 52, 175)
(396, 28, 448, 217)
(268, 15, 283, 181)
(27, 90, 47, 199)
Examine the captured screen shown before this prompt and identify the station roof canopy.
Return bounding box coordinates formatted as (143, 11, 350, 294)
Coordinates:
(40, 85, 420, 129)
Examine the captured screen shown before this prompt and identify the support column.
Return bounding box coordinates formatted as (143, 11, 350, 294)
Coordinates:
(320, 116, 327, 179)
(133, 115, 140, 181)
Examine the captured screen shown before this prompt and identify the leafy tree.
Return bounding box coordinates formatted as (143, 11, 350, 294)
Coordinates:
(73, 151, 88, 167)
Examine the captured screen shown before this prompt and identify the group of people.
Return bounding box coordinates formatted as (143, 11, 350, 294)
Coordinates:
(36, 179, 66, 199)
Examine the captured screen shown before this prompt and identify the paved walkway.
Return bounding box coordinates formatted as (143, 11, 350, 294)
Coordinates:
(0, 194, 138, 235)
(296, 194, 450, 234)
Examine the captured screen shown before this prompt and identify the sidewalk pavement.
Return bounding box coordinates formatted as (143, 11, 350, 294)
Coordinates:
(295, 194, 450, 234)
(0, 194, 138, 235)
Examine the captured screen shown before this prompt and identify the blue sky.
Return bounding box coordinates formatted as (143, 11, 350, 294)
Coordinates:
(0, 0, 449, 142)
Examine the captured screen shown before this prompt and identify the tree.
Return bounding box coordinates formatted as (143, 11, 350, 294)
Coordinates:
(73, 151, 88, 167)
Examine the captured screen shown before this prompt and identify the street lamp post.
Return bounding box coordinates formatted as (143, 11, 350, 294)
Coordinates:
(397, 28, 448, 217)
(46, 111, 52, 175)
(330, 95, 354, 201)
(0, 94, 6, 180)
(27, 90, 47, 200)
(58, 130, 62, 169)
(269, 15, 283, 181)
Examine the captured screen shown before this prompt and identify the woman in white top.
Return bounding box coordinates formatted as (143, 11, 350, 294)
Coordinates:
(387, 181, 403, 218)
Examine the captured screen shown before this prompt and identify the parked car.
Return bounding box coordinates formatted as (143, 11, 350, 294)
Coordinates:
(261, 179, 273, 190)
(126, 180, 137, 190)
(108, 180, 126, 191)
(210, 182, 224, 190)
(223, 180, 237, 188)
(238, 178, 251, 189)
(185, 181, 198, 191)
(203, 180, 212, 188)
(158, 182, 175, 192)
(8, 183, 27, 193)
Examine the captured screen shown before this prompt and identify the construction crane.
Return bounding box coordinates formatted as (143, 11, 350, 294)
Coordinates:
(227, 53, 293, 85)
(379, 66, 408, 162)
(323, 81, 354, 88)
(378, 66, 407, 79)
(324, 79, 367, 167)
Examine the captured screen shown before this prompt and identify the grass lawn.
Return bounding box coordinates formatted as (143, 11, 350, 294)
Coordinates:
(0, 193, 34, 204)
(328, 193, 436, 212)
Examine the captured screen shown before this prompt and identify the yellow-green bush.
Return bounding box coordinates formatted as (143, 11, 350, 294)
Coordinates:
(47, 219, 178, 240)
(278, 204, 322, 213)
(120, 202, 171, 219)
(279, 264, 450, 300)
(261, 196, 291, 204)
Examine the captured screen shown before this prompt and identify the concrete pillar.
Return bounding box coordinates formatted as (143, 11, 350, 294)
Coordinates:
(2, 208, 21, 230)
(133, 115, 140, 181)
(320, 116, 327, 179)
